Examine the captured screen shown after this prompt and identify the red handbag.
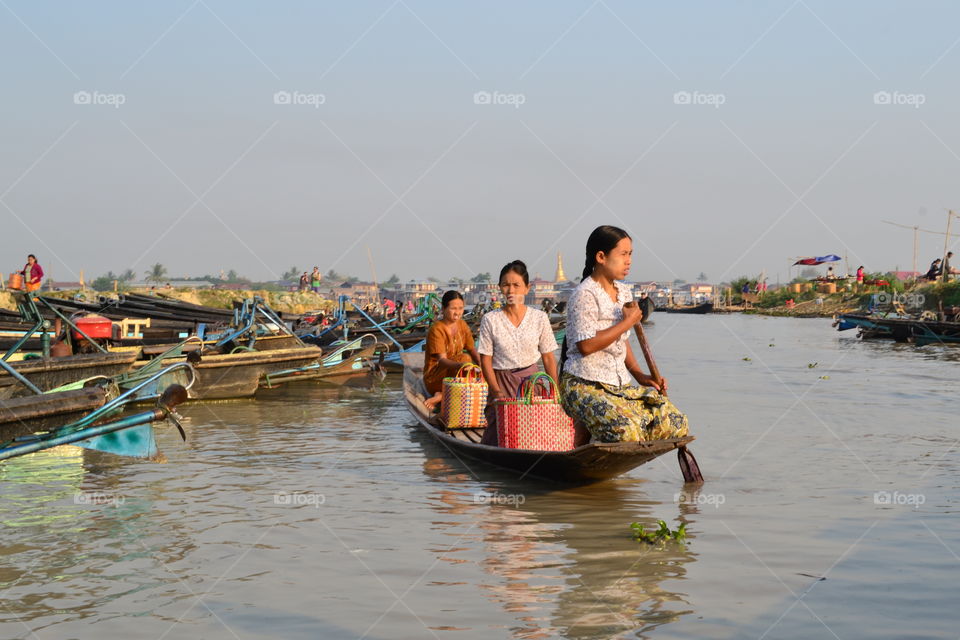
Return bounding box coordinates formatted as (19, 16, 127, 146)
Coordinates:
(495, 373, 576, 451)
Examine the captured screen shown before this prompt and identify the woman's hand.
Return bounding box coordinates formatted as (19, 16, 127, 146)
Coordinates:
(622, 302, 642, 326)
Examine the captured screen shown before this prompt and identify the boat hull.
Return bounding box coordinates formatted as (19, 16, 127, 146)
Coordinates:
(0, 352, 137, 400)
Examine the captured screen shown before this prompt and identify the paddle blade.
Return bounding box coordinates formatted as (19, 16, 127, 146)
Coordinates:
(678, 446, 704, 484)
(76, 424, 159, 459)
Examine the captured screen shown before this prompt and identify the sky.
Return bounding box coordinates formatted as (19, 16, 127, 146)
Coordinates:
(2, 1, 960, 286)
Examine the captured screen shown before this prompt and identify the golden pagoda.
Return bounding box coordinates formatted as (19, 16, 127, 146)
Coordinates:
(555, 252, 567, 282)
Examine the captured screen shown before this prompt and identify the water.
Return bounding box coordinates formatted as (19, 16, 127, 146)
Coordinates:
(1, 315, 957, 639)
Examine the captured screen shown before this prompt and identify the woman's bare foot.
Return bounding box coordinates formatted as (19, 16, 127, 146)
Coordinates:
(423, 392, 443, 411)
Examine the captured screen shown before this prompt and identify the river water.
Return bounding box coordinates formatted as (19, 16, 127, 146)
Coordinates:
(1, 314, 957, 639)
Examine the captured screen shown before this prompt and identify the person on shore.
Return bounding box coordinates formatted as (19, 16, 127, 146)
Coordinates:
(826, 265, 836, 280)
(383, 298, 396, 318)
(310, 267, 321, 293)
(477, 260, 559, 446)
(944, 252, 956, 283)
(559, 225, 688, 443)
(298, 272, 309, 292)
(924, 259, 942, 281)
(856, 266, 865, 284)
(423, 290, 480, 411)
(21, 254, 44, 292)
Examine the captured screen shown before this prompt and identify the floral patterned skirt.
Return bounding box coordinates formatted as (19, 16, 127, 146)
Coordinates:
(559, 373, 689, 443)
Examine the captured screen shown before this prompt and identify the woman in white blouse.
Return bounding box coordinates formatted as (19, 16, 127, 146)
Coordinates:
(477, 260, 559, 446)
(560, 226, 688, 443)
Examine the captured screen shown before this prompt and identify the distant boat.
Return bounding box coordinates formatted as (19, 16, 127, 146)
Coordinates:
(664, 302, 714, 315)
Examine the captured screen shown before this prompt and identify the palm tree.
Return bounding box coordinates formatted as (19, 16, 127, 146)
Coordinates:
(145, 263, 168, 284)
(697, 272, 708, 282)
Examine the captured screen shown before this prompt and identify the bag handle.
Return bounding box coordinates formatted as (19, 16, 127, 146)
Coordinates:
(454, 363, 483, 383)
(519, 372, 558, 404)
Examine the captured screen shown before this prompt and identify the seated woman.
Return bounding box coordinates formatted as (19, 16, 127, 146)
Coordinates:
(477, 260, 560, 446)
(560, 225, 689, 443)
(423, 290, 480, 410)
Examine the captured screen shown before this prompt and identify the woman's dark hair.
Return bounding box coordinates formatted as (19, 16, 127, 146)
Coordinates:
(441, 290, 464, 308)
(582, 225, 630, 280)
(27, 254, 36, 260)
(499, 260, 529, 285)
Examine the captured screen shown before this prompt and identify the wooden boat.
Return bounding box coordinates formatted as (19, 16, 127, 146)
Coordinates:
(664, 302, 714, 315)
(0, 351, 137, 400)
(402, 353, 694, 485)
(836, 312, 960, 345)
(0, 387, 109, 438)
(130, 345, 322, 400)
(260, 336, 386, 387)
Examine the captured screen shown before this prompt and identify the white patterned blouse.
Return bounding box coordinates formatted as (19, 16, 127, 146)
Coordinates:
(477, 307, 559, 370)
(563, 276, 633, 386)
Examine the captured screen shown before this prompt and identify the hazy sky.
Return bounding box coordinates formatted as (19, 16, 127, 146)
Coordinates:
(2, 1, 959, 285)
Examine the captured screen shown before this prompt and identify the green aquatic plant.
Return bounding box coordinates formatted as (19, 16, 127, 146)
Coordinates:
(742, 357, 752, 362)
(630, 520, 687, 545)
(807, 362, 818, 368)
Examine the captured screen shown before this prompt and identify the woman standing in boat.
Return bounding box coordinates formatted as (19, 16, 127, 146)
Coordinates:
(560, 225, 688, 443)
(476, 260, 559, 446)
(21, 254, 44, 292)
(423, 290, 480, 410)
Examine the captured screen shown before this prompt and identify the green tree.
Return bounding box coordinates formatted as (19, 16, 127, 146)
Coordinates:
(326, 269, 343, 282)
(427, 276, 441, 283)
(697, 272, 708, 282)
(470, 272, 492, 283)
(119, 269, 135, 282)
(384, 274, 400, 286)
(92, 271, 117, 292)
(145, 263, 168, 284)
(672, 278, 686, 286)
(281, 266, 299, 280)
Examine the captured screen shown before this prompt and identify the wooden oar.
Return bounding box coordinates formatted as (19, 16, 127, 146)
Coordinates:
(629, 306, 704, 484)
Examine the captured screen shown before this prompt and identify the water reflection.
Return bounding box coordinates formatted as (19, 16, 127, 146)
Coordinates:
(413, 431, 698, 639)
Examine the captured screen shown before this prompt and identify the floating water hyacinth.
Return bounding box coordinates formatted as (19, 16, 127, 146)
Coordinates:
(630, 520, 687, 545)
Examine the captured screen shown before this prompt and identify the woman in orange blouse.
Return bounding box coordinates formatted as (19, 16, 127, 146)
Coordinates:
(423, 291, 480, 410)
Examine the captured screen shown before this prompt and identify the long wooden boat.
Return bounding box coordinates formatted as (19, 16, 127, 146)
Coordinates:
(836, 312, 960, 345)
(0, 352, 137, 400)
(0, 387, 109, 438)
(130, 346, 322, 399)
(402, 353, 693, 485)
(260, 337, 385, 387)
(663, 302, 714, 315)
